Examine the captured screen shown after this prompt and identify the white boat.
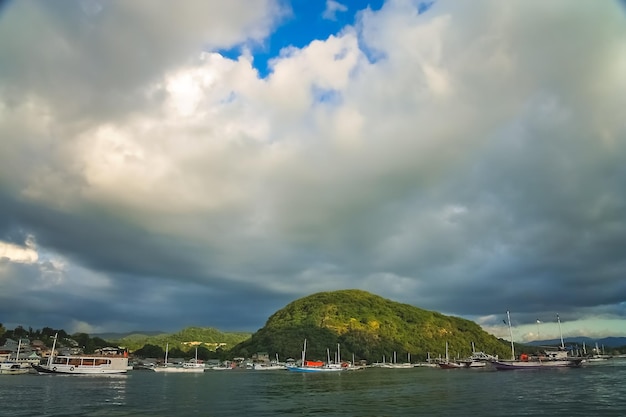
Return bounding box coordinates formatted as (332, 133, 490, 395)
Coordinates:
(456, 344, 498, 368)
(253, 363, 287, 370)
(379, 352, 414, 369)
(586, 342, 612, 363)
(153, 344, 205, 373)
(492, 312, 584, 370)
(207, 364, 234, 370)
(32, 333, 128, 375)
(287, 340, 348, 373)
(0, 339, 31, 375)
(0, 363, 31, 375)
(253, 353, 287, 370)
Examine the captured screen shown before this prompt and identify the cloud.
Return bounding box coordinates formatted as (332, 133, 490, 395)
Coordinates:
(1, 0, 625, 335)
(323, 0, 348, 21)
(0, 236, 38, 263)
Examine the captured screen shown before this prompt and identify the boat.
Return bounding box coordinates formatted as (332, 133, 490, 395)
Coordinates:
(0, 362, 30, 375)
(152, 344, 205, 373)
(438, 342, 466, 369)
(379, 352, 414, 369)
(32, 333, 128, 374)
(0, 339, 31, 375)
(253, 363, 287, 370)
(287, 340, 348, 373)
(586, 342, 612, 363)
(491, 312, 584, 370)
(456, 344, 498, 368)
(253, 353, 287, 370)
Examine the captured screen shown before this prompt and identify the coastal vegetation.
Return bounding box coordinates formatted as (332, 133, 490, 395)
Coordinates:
(3, 290, 626, 362)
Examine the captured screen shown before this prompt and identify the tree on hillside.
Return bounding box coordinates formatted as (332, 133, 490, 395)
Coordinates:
(134, 344, 164, 358)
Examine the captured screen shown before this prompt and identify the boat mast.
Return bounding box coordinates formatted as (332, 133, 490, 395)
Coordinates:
(507, 311, 515, 360)
(301, 339, 307, 365)
(15, 338, 22, 365)
(164, 343, 169, 365)
(48, 333, 58, 367)
(557, 314, 565, 349)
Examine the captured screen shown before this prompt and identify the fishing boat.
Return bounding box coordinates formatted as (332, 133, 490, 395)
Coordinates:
(32, 333, 129, 374)
(287, 340, 348, 373)
(153, 344, 205, 373)
(491, 312, 584, 370)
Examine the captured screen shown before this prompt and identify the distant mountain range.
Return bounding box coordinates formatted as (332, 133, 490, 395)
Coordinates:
(527, 336, 626, 348)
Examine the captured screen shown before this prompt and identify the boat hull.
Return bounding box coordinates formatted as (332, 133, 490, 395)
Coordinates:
(32, 356, 129, 375)
(438, 362, 466, 369)
(0, 363, 31, 375)
(492, 359, 584, 370)
(287, 366, 345, 373)
(153, 366, 204, 373)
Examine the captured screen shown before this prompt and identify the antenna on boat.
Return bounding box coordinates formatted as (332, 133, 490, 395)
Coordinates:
(507, 311, 515, 360)
(557, 314, 565, 349)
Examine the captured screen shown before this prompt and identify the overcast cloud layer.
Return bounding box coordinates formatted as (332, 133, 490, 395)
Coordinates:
(1, 0, 625, 342)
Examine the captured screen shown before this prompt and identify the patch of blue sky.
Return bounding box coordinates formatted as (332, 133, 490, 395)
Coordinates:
(215, 0, 435, 78)
(217, 0, 384, 78)
(312, 85, 342, 106)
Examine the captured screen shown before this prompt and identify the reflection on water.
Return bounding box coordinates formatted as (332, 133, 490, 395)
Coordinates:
(1, 360, 626, 416)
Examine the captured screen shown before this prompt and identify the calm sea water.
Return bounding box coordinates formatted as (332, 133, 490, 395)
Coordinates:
(2, 360, 626, 416)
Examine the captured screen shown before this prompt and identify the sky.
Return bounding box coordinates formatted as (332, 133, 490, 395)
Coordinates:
(1, 0, 625, 344)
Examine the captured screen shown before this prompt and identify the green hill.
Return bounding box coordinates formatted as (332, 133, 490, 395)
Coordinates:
(113, 327, 251, 352)
(231, 289, 512, 362)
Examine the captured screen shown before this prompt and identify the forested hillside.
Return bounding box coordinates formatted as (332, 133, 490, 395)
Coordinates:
(231, 289, 513, 362)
